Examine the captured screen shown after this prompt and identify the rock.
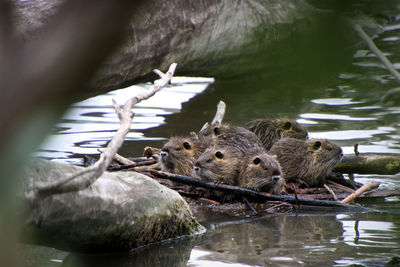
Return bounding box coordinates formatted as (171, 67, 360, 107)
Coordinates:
(19, 159, 204, 252)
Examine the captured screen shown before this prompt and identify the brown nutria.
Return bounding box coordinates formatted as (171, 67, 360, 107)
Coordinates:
(193, 145, 243, 186)
(198, 123, 262, 153)
(239, 147, 285, 194)
(160, 136, 208, 176)
(269, 138, 343, 187)
(245, 118, 308, 150)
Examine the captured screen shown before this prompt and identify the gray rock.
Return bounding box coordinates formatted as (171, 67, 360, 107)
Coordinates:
(19, 159, 204, 252)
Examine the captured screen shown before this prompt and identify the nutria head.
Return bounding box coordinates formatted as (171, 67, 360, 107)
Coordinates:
(199, 123, 262, 153)
(269, 138, 342, 187)
(239, 147, 284, 194)
(193, 145, 243, 185)
(160, 136, 207, 176)
(306, 138, 343, 177)
(246, 118, 308, 150)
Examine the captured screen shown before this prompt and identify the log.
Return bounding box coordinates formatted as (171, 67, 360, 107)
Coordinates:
(150, 170, 373, 212)
(334, 154, 400, 175)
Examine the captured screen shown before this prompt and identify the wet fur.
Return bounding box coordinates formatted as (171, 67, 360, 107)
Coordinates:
(198, 123, 262, 153)
(160, 136, 208, 176)
(194, 145, 243, 185)
(239, 147, 285, 194)
(269, 138, 342, 187)
(246, 118, 308, 150)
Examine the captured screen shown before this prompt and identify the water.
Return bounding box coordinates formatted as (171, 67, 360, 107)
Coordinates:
(26, 6, 400, 267)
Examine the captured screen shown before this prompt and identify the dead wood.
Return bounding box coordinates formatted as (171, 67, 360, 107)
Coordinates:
(341, 182, 381, 204)
(334, 154, 400, 175)
(33, 63, 177, 198)
(323, 184, 338, 201)
(150, 170, 372, 212)
(353, 24, 400, 83)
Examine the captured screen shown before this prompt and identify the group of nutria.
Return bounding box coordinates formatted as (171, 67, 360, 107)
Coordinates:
(158, 118, 343, 196)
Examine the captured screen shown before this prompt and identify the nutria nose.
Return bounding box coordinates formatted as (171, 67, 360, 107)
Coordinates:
(194, 166, 200, 173)
(160, 151, 168, 158)
(272, 176, 281, 183)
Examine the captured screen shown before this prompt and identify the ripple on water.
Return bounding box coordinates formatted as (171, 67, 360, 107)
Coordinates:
(311, 98, 363, 106)
(300, 113, 375, 121)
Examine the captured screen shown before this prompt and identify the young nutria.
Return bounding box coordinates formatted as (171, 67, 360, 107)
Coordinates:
(239, 147, 285, 194)
(160, 136, 208, 176)
(198, 123, 262, 153)
(269, 138, 343, 187)
(193, 145, 243, 186)
(245, 118, 308, 150)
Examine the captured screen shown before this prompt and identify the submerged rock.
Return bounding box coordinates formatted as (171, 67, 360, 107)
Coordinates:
(19, 159, 204, 253)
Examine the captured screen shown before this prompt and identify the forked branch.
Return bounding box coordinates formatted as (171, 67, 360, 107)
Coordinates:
(34, 63, 177, 198)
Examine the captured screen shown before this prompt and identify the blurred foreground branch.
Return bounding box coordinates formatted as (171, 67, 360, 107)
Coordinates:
(34, 63, 177, 198)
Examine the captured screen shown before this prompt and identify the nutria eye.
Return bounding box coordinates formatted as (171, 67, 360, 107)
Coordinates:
(183, 142, 191, 150)
(283, 121, 291, 130)
(215, 151, 224, 159)
(213, 127, 221, 136)
(326, 146, 332, 151)
(313, 141, 322, 150)
(253, 157, 261, 165)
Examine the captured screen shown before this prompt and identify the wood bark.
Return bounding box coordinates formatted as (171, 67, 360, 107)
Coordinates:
(334, 154, 400, 175)
(12, 0, 331, 95)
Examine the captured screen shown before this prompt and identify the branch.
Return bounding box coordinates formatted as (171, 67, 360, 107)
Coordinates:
(353, 24, 400, 83)
(211, 100, 226, 125)
(333, 154, 400, 175)
(149, 170, 372, 212)
(341, 182, 381, 204)
(35, 63, 177, 197)
(199, 100, 226, 131)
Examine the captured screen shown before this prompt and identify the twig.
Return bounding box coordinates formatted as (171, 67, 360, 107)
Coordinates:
(323, 184, 338, 201)
(150, 170, 371, 211)
(354, 144, 359, 156)
(327, 180, 355, 193)
(211, 100, 226, 125)
(98, 148, 135, 165)
(199, 100, 227, 131)
(353, 24, 400, 83)
(242, 196, 258, 215)
(341, 182, 381, 204)
(35, 63, 177, 198)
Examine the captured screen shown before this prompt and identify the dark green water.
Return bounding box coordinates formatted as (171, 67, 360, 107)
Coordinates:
(28, 3, 400, 267)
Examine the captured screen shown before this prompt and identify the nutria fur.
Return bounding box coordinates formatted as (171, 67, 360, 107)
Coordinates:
(160, 136, 208, 176)
(269, 138, 343, 187)
(193, 145, 243, 186)
(239, 147, 285, 194)
(198, 123, 262, 153)
(245, 118, 308, 150)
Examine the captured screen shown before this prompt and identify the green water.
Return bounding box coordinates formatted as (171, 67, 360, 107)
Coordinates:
(26, 2, 400, 267)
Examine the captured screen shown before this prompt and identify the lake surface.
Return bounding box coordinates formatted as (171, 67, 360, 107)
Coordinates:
(26, 4, 400, 267)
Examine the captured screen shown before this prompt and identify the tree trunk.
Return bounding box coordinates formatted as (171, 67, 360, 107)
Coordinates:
(13, 0, 351, 95)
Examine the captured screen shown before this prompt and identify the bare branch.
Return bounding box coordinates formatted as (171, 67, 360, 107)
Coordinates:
(341, 182, 381, 204)
(353, 24, 400, 83)
(35, 63, 177, 197)
(211, 100, 226, 125)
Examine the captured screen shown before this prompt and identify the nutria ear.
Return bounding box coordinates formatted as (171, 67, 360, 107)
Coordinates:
(253, 157, 261, 165)
(283, 121, 291, 130)
(183, 142, 191, 150)
(213, 126, 221, 136)
(215, 151, 224, 159)
(313, 141, 322, 150)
